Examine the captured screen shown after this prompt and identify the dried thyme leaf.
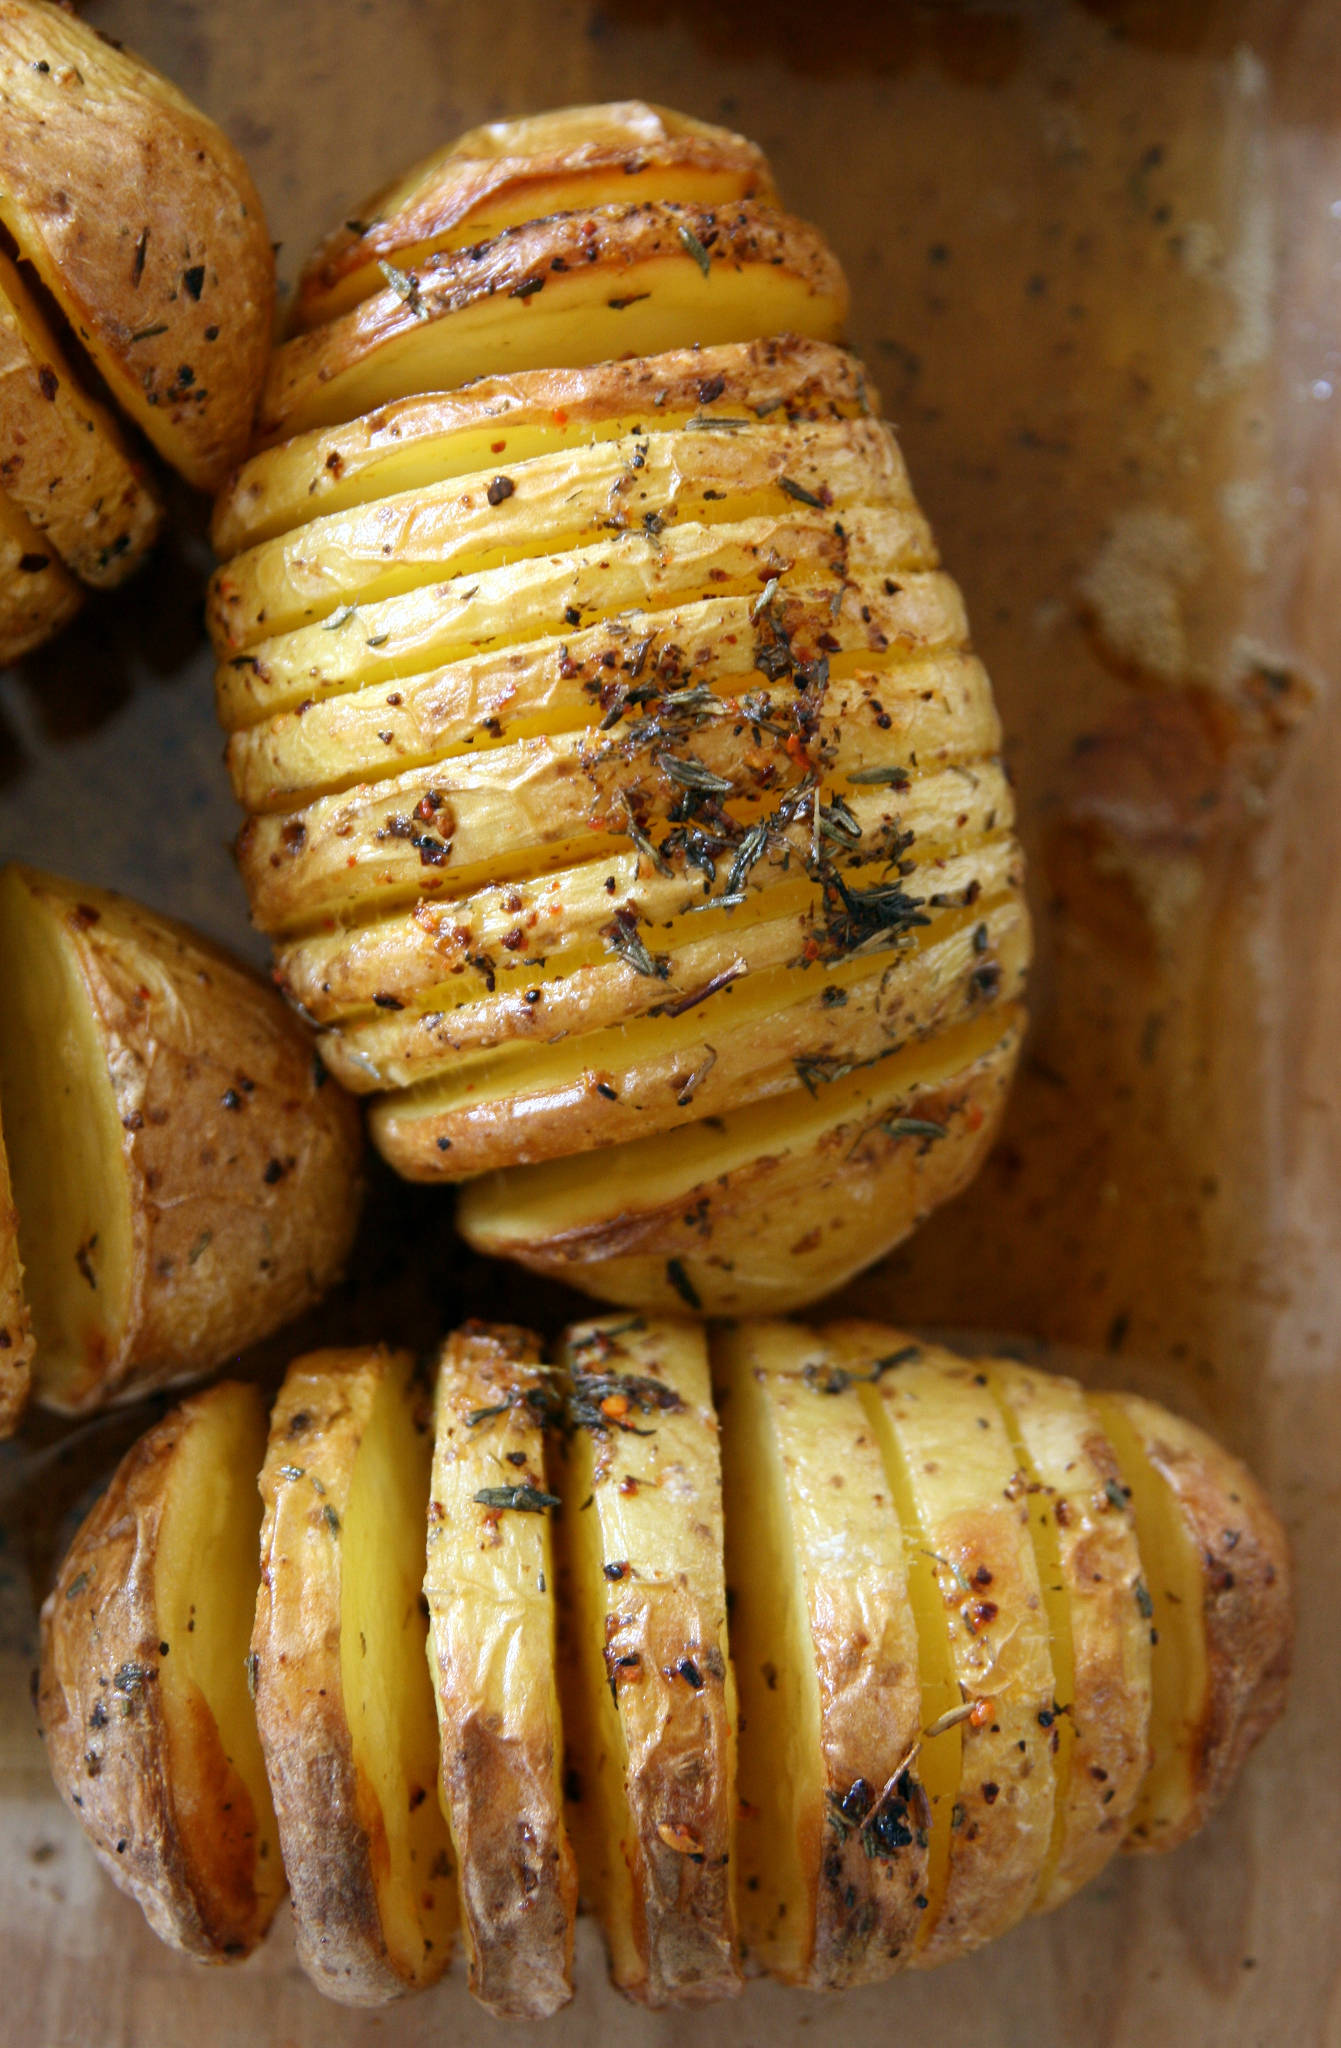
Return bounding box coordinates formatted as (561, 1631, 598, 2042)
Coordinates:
(676, 223, 712, 276)
(378, 259, 430, 319)
(879, 1118, 949, 1142)
(474, 1484, 561, 1514)
(665, 1257, 702, 1310)
(654, 751, 735, 796)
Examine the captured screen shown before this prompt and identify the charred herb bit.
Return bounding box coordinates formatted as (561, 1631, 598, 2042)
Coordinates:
(620, 797, 673, 877)
(569, 1367, 685, 1436)
(602, 908, 670, 979)
(655, 964, 743, 1021)
(608, 291, 652, 311)
(379, 259, 430, 319)
(128, 322, 168, 344)
(879, 1117, 949, 1143)
(181, 262, 206, 302)
(823, 872, 930, 956)
(1104, 1478, 1130, 1511)
(726, 820, 770, 896)
(820, 984, 849, 1008)
(322, 1503, 341, 1535)
(245, 1652, 259, 1701)
(674, 1044, 718, 1107)
(1134, 1579, 1154, 1619)
(794, 1052, 868, 1095)
(817, 795, 862, 849)
(803, 1361, 852, 1396)
(665, 1257, 702, 1311)
(676, 222, 712, 277)
(474, 1484, 561, 1514)
(779, 475, 825, 509)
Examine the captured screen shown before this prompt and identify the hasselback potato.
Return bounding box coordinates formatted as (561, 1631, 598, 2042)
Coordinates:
(38, 1316, 1291, 2017)
(0, 0, 275, 655)
(208, 103, 1029, 1316)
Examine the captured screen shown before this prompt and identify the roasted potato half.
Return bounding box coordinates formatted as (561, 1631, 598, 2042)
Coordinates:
(210, 104, 1029, 1317)
(37, 1379, 284, 1961)
(0, 0, 274, 655)
(43, 1316, 1291, 2008)
(0, 866, 362, 1423)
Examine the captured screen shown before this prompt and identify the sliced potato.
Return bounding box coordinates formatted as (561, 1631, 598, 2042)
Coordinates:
(37, 1380, 283, 1960)
(0, 866, 362, 1414)
(717, 1321, 926, 1987)
(0, 246, 162, 586)
(554, 1315, 739, 2006)
(208, 416, 915, 651)
(851, 1335, 1057, 1966)
(293, 102, 775, 330)
(425, 1324, 576, 2019)
(260, 201, 846, 444)
(1093, 1392, 1292, 1853)
(253, 1348, 457, 2004)
(0, 0, 274, 491)
(459, 1012, 1022, 1316)
(0, 482, 82, 662)
(0, 1101, 32, 1435)
(212, 335, 870, 557)
(987, 1363, 1152, 1910)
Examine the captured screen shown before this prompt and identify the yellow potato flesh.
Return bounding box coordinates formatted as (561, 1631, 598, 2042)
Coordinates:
(158, 1383, 283, 1922)
(0, 866, 133, 1408)
(1090, 1393, 1208, 1846)
(339, 1353, 457, 1981)
(460, 1007, 1012, 1257)
(269, 255, 845, 440)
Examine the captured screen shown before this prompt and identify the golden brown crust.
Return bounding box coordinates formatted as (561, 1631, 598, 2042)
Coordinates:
(293, 102, 775, 331)
(426, 1324, 576, 2019)
(37, 1383, 278, 1961)
(0, 247, 162, 587)
(253, 1349, 412, 2006)
(1111, 1393, 1292, 1851)
(460, 1017, 1022, 1316)
(211, 336, 873, 559)
(259, 201, 848, 445)
(0, 482, 82, 660)
(0, 0, 274, 491)
(9, 871, 362, 1412)
(0, 1103, 31, 1435)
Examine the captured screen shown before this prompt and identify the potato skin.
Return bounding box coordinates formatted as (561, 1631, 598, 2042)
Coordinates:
(1113, 1394, 1293, 1852)
(37, 1385, 276, 1961)
(0, 1106, 31, 1435)
(13, 870, 363, 1413)
(0, 0, 274, 491)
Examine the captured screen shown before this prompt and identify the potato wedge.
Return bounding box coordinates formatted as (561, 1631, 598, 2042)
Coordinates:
(1093, 1392, 1292, 1853)
(717, 1321, 927, 1987)
(260, 201, 846, 444)
(0, 0, 274, 491)
(212, 335, 869, 557)
(254, 1348, 457, 2004)
(987, 1362, 1152, 1910)
(37, 1380, 283, 1961)
(554, 1315, 739, 2006)
(0, 246, 162, 587)
(851, 1335, 1058, 1966)
(425, 1324, 576, 2019)
(0, 1102, 31, 1435)
(0, 482, 82, 661)
(293, 102, 775, 330)
(0, 866, 362, 1413)
(460, 1013, 1022, 1316)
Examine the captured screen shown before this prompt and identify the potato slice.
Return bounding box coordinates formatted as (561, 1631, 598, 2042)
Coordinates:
(986, 1363, 1152, 1910)
(293, 102, 775, 330)
(424, 1324, 576, 2018)
(459, 1012, 1022, 1316)
(228, 579, 975, 813)
(1093, 1393, 1292, 1854)
(851, 1336, 1057, 1966)
(0, 1101, 32, 1436)
(208, 416, 916, 651)
(0, 247, 162, 587)
(254, 1348, 456, 2004)
(261, 201, 846, 445)
(554, 1315, 739, 2006)
(0, 866, 362, 1414)
(0, 0, 274, 490)
(716, 1322, 927, 1986)
(212, 335, 869, 556)
(37, 1380, 282, 1960)
(214, 502, 927, 729)
(0, 482, 82, 661)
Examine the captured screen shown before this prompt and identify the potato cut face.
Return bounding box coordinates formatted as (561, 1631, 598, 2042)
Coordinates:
(0, 865, 133, 1408)
(156, 1381, 284, 1944)
(554, 1316, 739, 2006)
(260, 202, 846, 443)
(1090, 1392, 1208, 1850)
(716, 1322, 927, 1987)
(850, 1337, 1057, 1966)
(254, 1349, 455, 2002)
(988, 1365, 1152, 1909)
(424, 1325, 575, 2019)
